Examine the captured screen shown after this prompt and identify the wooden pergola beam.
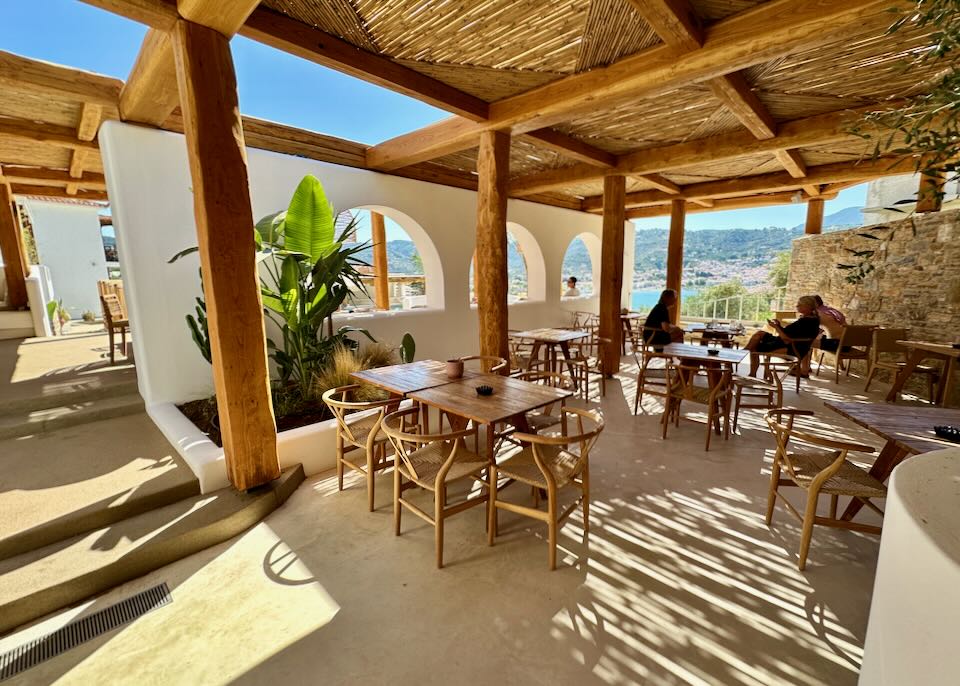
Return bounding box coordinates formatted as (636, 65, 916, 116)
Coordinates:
(172, 17, 279, 490)
(120, 1, 260, 127)
(8, 184, 109, 202)
(775, 149, 808, 178)
(78, 0, 178, 30)
(475, 130, 511, 368)
(0, 118, 99, 152)
(0, 50, 122, 106)
(708, 72, 777, 140)
(625, 191, 837, 218)
(598, 175, 626, 375)
(636, 174, 681, 194)
(805, 197, 825, 233)
(240, 8, 489, 122)
(512, 103, 901, 196)
(0, 183, 30, 308)
(666, 198, 686, 324)
(626, 0, 702, 50)
(0, 167, 106, 190)
(67, 103, 104, 195)
(583, 156, 910, 211)
(371, 211, 390, 310)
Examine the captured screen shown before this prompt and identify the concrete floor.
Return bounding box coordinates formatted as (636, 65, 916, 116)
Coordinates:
(0, 359, 895, 685)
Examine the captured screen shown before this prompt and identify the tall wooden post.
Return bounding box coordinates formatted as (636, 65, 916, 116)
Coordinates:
(172, 19, 280, 491)
(804, 197, 824, 234)
(371, 211, 390, 309)
(599, 175, 626, 375)
(0, 185, 29, 309)
(475, 130, 511, 369)
(666, 198, 686, 324)
(916, 160, 946, 213)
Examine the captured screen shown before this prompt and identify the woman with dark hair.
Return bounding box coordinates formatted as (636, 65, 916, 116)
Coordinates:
(744, 295, 821, 376)
(643, 289, 684, 345)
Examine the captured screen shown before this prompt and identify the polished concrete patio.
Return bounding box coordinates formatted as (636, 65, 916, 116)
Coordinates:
(0, 357, 894, 685)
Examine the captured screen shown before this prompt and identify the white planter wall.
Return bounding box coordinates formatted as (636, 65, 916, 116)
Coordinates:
(24, 200, 107, 320)
(99, 121, 630, 487)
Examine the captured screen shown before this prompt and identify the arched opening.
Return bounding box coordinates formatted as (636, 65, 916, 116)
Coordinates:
(561, 233, 600, 298)
(341, 206, 443, 311)
(468, 222, 545, 304)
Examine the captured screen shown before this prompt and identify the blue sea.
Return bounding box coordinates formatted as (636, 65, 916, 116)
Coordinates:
(630, 288, 697, 310)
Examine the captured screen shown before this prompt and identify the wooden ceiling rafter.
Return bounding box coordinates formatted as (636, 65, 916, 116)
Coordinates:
(582, 156, 912, 212)
(67, 102, 103, 195)
(624, 189, 838, 219)
(0, 165, 107, 191)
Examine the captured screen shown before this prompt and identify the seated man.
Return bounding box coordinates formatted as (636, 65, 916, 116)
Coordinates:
(563, 276, 580, 298)
(643, 289, 685, 345)
(744, 295, 821, 376)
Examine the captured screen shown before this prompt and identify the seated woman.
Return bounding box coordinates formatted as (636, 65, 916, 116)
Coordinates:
(643, 289, 685, 345)
(744, 295, 821, 376)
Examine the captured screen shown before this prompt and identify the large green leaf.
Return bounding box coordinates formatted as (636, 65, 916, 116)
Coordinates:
(283, 175, 334, 262)
(278, 255, 302, 328)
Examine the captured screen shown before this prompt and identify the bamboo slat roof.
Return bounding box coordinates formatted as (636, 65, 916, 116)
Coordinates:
(0, 0, 948, 211)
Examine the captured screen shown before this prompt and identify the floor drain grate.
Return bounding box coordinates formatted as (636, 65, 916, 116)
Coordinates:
(0, 583, 172, 681)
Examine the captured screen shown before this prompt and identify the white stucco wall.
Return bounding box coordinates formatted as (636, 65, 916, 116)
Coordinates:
(99, 121, 629, 408)
(864, 174, 960, 223)
(23, 200, 107, 319)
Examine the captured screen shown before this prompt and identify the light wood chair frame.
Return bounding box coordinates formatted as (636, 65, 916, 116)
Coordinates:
(322, 385, 400, 512)
(100, 293, 129, 364)
(568, 335, 610, 401)
(632, 345, 672, 414)
(764, 408, 885, 570)
(815, 324, 876, 384)
(381, 407, 490, 568)
(732, 353, 797, 432)
(863, 327, 939, 402)
(662, 361, 733, 451)
(488, 407, 605, 570)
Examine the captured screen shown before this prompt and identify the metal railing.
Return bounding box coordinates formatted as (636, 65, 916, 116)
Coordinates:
(680, 286, 787, 323)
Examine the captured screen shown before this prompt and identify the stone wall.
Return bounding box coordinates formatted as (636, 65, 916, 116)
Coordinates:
(787, 209, 960, 400)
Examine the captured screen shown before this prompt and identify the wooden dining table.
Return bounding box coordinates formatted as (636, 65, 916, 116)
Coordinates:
(661, 342, 748, 367)
(825, 401, 960, 520)
(408, 372, 573, 465)
(511, 328, 590, 383)
(885, 341, 959, 406)
(350, 359, 479, 396)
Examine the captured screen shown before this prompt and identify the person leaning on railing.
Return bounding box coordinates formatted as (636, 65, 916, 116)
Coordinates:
(744, 295, 821, 377)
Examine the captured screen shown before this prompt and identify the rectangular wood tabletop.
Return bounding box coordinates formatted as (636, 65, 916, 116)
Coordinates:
(825, 401, 960, 455)
(350, 360, 478, 396)
(511, 328, 591, 344)
(662, 342, 747, 365)
(899, 340, 960, 359)
(408, 373, 572, 425)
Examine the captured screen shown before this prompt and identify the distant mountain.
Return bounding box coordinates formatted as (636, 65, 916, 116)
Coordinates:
(791, 206, 863, 231)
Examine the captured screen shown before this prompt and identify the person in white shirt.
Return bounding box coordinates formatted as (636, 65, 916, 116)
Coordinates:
(563, 276, 580, 297)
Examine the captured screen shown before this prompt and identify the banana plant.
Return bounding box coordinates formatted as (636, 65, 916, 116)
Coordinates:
(170, 174, 374, 396)
(255, 175, 374, 394)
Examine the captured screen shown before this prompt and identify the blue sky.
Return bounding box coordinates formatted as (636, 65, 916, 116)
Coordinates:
(1, 0, 867, 233)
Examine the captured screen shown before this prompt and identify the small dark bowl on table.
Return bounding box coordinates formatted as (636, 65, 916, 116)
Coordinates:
(933, 425, 960, 443)
(476, 385, 494, 397)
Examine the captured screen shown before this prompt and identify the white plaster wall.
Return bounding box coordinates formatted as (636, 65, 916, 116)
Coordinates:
(864, 173, 960, 223)
(99, 121, 623, 408)
(23, 200, 107, 319)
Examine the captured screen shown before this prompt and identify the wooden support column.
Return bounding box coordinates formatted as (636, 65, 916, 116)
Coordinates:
(0, 184, 29, 308)
(599, 175, 626, 375)
(916, 159, 946, 213)
(666, 198, 686, 324)
(474, 130, 511, 370)
(805, 197, 825, 234)
(172, 19, 279, 490)
(370, 211, 390, 309)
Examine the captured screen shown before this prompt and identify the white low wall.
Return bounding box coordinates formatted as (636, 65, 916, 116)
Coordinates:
(99, 121, 630, 487)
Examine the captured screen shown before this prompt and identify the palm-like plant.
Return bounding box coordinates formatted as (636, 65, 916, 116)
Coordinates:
(255, 175, 374, 395)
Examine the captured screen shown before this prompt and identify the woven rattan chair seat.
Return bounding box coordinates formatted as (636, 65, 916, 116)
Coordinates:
(399, 441, 487, 489)
(343, 413, 389, 448)
(786, 449, 887, 499)
(732, 375, 777, 391)
(525, 412, 561, 431)
(496, 445, 581, 489)
(670, 385, 715, 404)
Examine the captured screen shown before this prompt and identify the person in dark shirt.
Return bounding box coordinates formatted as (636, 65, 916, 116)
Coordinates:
(643, 289, 684, 345)
(744, 295, 821, 376)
